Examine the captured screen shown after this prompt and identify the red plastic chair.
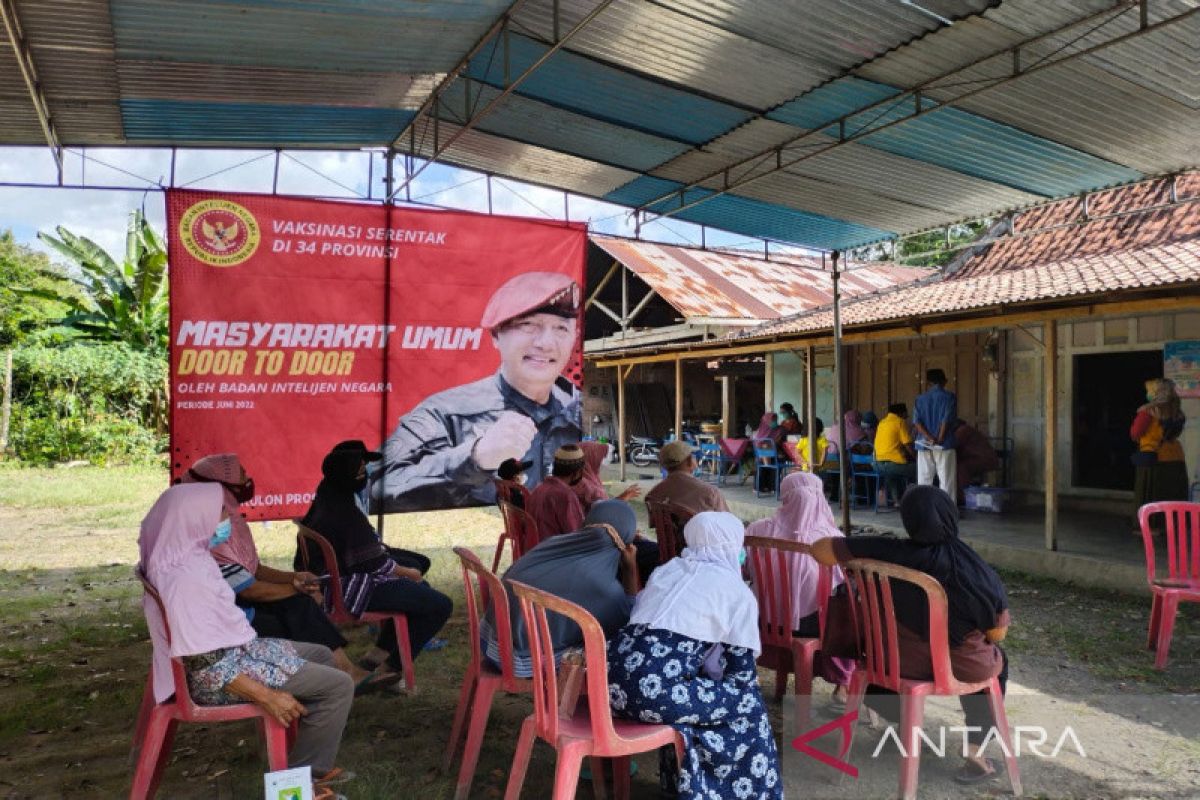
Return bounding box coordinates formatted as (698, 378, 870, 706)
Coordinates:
(841, 559, 1021, 800)
(497, 498, 538, 571)
(296, 524, 417, 692)
(443, 547, 533, 800)
(130, 570, 289, 799)
(504, 580, 684, 800)
(743, 536, 834, 732)
(646, 500, 693, 564)
(494, 481, 532, 571)
(1138, 501, 1200, 669)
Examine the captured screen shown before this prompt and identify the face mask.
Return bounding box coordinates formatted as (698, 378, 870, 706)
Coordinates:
(516, 473, 528, 486)
(210, 518, 232, 548)
(229, 477, 255, 504)
(738, 548, 747, 567)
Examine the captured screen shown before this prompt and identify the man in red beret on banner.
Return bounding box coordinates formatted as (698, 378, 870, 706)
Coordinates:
(371, 272, 582, 513)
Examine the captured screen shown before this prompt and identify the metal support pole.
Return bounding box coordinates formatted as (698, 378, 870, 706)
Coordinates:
(674, 357, 683, 442)
(621, 263, 628, 336)
(377, 149, 396, 537)
(271, 149, 281, 194)
(486, 174, 493, 214)
(1044, 320, 1058, 551)
(563, 190, 569, 221)
(617, 365, 628, 481)
(720, 376, 732, 439)
(832, 251, 851, 535)
(805, 346, 817, 473)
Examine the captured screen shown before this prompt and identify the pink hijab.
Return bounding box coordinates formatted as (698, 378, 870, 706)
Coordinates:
(181, 454, 260, 573)
(754, 412, 777, 440)
(827, 410, 866, 449)
(573, 441, 609, 510)
(745, 472, 844, 628)
(139, 483, 256, 702)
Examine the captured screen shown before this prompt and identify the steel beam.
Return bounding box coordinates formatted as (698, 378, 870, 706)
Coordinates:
(633, 2, 1197, 223)
(390, 0, 618, 201)
(0, 0, 61, 173)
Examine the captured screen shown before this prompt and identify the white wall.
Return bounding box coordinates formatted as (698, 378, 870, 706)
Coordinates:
(770, 349, 836, 427)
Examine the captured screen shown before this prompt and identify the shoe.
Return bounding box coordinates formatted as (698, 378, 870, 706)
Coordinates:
(953, 757, 999, 785)
(354, 670, 403, 696)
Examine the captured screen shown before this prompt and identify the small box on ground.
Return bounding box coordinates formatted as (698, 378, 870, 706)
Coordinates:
(964, 485, 1009, 513)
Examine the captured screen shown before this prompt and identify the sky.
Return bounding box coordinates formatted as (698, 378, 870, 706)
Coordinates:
(0, 145, 791, 266)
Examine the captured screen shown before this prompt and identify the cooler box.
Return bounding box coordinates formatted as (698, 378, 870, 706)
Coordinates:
(964, 486, 1009, 513)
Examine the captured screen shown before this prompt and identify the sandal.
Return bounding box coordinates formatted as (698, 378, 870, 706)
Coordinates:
(954, 756, 999, 785)
(354, 670, 403, 696)
(422, 637, 449, 652)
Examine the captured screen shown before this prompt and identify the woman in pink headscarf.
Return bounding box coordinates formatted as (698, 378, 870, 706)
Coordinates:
(138, 483, 353, 788)
(745, 471, 853, 702)
(571, 441, 641, 511)
(182, 454, 390, 691)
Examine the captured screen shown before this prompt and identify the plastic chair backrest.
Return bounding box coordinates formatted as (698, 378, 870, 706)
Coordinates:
(453, 546, 522, 686)
(850, 449, 877, 472)
(842, 558, 956, 694)
(646, 500, 694, 562)
(136, 568, 199, 711)
(1138, 501, 1200, 585)
(508, 580, 620, 749)
(744, 536, 834, 647)
(295, 524, 354, 620)
(498, 498, 539, 557)
(753, 438, 778, 462)
(494, 478, 531, 509)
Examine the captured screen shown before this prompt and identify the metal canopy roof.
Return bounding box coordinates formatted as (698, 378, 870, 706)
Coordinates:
(2, 0, 1196, 252)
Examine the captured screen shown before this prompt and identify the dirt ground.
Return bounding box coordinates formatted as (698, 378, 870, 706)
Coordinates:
(0, 466, 1197, 799)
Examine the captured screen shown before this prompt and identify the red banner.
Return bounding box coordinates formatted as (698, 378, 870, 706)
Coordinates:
(168, 190, 586, 520)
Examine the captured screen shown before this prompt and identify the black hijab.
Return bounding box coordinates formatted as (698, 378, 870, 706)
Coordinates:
(296, 448, 388, 575)
(892, 486, 1008, 645)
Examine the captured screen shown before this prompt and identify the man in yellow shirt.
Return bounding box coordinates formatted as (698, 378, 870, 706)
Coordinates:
(874, 403, 917, 506)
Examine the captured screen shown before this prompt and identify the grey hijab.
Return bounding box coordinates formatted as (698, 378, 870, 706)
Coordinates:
(484, 500, 637, 674)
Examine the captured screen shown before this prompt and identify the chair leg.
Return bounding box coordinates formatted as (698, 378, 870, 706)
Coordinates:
(454, 677, 500, 800)
(129, 679, 156, 766)
(898, 694, 925, 800)
(491, 535, 507, 573)
(794, 654, 814, 734)
(442, 668, 478, 772)
(612, 755, 632, 800)
(551, 745, 586, 800)
(392, 615, 417, 692)
(985, 679, 1022, 797)
(502, 716, 537, 800)
(130, 710, 175, 800)
(1154, 594, 1180, 670)
(773, 665, 790, 702)
(837, 671, 868, 785)
(1146, 593, 1163, 650)
(262, 718, 290, 772)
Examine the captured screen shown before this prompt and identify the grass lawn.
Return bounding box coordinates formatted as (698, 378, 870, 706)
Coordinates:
(0, 465, 1197, 798)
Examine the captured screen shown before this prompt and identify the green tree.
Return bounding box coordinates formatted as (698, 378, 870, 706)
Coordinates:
(0, 230, 74, 347)
(33, 210, 169, 353)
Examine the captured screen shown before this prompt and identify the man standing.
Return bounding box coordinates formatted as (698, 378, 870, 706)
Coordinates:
(912, 369, 958, 499)
(525, 445, 587, 542)
(371, 272, 582, 512)
(873, 403, 917, 505)
(645, 441, 730, 515)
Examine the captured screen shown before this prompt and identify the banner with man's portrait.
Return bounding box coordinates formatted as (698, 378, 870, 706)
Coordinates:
(168, 189, 586, 521)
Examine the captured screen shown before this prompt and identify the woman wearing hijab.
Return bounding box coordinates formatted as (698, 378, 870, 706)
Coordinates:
(181, 454, 384, 690)
(608, 512, 782, 800)
(826, 410, 870, 456)
(1131, 378, 1189, 530)
(812, 485, 1012, 784)
(139, 484, 353, 793)
(297, 441, 453, 685)
(481, 499, 641, 678)
(745, 472, 853, 702)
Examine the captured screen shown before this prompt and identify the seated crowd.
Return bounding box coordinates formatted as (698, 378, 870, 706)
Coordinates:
(137, 426, 1014, 798)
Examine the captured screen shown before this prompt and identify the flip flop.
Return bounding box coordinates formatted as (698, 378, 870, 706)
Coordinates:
(422, 637, 448, 652)
(953, 757, 999, 785)
(315, 767, 356, 787)
(354, 670, 403, 696)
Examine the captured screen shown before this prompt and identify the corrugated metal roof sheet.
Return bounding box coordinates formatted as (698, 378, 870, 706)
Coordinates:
(591, 235, 930, 321)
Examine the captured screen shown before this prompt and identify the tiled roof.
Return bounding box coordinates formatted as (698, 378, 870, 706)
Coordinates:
(740, 174, 1200, 339)
(590, 235, 929, 322)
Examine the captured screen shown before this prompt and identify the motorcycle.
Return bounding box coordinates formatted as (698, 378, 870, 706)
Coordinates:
(626, 435, 661, 467)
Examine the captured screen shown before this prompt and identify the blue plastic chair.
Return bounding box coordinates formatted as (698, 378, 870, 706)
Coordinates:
(753, 438, 783, 498)
(849, 447, 881, 512)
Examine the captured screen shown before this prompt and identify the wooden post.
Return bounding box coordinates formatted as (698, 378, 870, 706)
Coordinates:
(720, 376, 732, 438)
(674, 357, 683, 440)
(764, 353, 774, 413)
(617, 364, 628, 481)
(805, 346, 817, 470)
(1044, 321, 1058, 551)
(0, 349, 11, 454)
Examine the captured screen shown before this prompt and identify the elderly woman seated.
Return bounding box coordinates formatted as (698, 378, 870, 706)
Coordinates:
(139, 484, 353, 796)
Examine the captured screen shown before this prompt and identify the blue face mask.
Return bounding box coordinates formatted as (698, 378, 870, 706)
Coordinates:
(738, 548, 747, 566)
(210, 518, 232, 548)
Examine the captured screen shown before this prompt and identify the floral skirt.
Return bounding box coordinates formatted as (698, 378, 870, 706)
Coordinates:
(607, 624, 782, 800)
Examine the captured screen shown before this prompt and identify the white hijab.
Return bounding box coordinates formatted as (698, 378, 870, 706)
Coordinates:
(629, 511, 761, 655)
